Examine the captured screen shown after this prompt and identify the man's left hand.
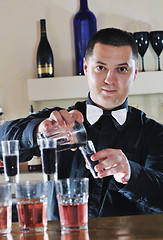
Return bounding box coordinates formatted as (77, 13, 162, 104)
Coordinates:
(92, 149, 131, 184)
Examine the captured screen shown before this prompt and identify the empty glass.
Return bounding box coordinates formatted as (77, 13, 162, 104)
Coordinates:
(133, 31, 149, 72)
(150, 31, 163, 71)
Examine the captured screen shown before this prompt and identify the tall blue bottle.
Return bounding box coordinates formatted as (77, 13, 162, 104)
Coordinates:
(73, 0, 97, 75)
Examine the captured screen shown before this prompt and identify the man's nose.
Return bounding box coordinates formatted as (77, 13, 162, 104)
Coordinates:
(104, 70, 114, 84)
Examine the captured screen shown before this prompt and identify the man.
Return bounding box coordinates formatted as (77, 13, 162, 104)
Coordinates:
(0, 28, 163, 220)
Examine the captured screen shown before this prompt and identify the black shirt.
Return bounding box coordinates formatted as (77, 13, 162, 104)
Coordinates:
(0, 99, 163, 220)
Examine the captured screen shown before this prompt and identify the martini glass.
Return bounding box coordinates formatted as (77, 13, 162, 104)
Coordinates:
(150, 31, 163, 71)
(133, 31, 149, 72)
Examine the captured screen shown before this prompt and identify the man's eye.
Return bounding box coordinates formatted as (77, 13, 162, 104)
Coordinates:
(118, 67, 127, 72)
(97, 66, 105, 70)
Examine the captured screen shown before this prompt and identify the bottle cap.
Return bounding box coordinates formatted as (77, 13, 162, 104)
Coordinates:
(40, 19, 46, 23)
(40, 19, 46, 32)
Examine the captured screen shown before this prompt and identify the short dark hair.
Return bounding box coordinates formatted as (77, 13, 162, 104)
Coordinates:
(85, 28, 138, 64)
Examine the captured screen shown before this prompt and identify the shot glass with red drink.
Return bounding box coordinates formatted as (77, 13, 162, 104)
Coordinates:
(0, 182, 12, 235)
(55, 178, 89, 232)
(1, 140, 19, 183)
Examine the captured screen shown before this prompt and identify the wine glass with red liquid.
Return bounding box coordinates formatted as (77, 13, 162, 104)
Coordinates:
(1, 140, 19, 183)
(150, 31, 163, 71)
(133, 31, 149, 72)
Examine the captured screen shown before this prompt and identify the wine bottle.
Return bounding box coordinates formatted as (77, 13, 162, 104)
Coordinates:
(28, 105, 42, 172)
(37, 19, 54, 78)
(73, 0, 97, 75)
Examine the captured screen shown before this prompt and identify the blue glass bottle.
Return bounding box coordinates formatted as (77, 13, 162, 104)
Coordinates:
(73, 0, 97, 75)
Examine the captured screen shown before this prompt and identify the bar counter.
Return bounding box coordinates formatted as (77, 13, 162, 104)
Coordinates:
(2, 213, 163, 240)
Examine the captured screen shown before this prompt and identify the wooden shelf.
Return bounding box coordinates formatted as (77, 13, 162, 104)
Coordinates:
(28, 71, 163, 101)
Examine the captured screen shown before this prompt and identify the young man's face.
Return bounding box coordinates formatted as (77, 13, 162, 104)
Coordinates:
(84, 43, 138, 109)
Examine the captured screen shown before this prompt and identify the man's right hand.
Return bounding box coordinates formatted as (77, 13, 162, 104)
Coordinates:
(36, 109, 84, 135)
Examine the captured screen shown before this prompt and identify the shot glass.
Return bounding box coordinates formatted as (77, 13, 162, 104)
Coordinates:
(14, 180, 48, 233)
(37, 120, 87, 152)
(38, 138, 57, 181)
(0, 183, 12, 234)
(55, 178, 89, 232)
(1, 140, 19, 183)
(79, 140, 99, 178)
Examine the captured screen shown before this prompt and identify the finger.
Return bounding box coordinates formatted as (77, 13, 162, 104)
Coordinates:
(94, 158, 117, 172)
(69, 110, 84, 123)
(85, 163, 89, 169)
(38, 119, 54, 132)
(49, 110, 65, 127)
(59, 109, 74, 127)
(71, 148, 77, 151)
(91, 149, 114, 161)
(98, 164, 122, 177)
(121, 175, 130, 184)
(92, 149, 124, 162)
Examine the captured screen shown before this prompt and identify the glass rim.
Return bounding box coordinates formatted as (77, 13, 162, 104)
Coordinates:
(14, 180, 46, 186)
(1, 140, 19, 143)
(0, 182, 11, 187)
(37, 136, 57, 143)
(56, 177, 89, 183)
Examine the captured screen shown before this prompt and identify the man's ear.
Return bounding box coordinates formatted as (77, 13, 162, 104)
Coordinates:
(83, 58, 88, 75)
(134, 64, 138, 81)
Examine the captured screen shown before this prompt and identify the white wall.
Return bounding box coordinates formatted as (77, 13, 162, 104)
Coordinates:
(0, 0, 163, 122)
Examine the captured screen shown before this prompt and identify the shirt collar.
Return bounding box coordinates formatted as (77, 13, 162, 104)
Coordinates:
(86, 93, 128, 126)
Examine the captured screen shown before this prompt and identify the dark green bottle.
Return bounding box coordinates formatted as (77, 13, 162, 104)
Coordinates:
(37, 19, 54, 78)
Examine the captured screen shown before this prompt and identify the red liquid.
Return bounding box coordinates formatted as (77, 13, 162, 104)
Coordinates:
(0, 205, 11, 232)
(41, 148, 56, 174)
(4, 155, 18, 176)
(17, 198, 47, 232)
(59, 202, 87, 229)
(0, 160, 4, 174)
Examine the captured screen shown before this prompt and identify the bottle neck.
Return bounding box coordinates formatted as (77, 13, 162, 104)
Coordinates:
(80, 0, 88, 10)
(40, 19, 47, 37)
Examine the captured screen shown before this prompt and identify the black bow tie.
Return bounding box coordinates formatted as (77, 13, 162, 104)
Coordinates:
(87, 104, 127, 126)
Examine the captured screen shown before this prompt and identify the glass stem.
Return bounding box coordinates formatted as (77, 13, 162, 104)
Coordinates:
(142, 56, 145, 72)
(158, 56, 161, 71)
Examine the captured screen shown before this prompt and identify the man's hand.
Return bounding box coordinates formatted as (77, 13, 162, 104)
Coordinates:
(37, 109, 84, 134)
(92, 149, 131, 184)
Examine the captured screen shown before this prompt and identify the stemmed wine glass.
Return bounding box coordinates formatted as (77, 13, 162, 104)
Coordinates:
(150, 31, 163, 71)
(133, 32, 150, 72)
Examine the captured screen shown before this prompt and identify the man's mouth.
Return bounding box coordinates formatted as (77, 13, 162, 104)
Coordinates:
(102, 88, 117, 94)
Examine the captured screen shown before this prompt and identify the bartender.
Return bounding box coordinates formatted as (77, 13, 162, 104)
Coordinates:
(0, 28, 163, 219)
